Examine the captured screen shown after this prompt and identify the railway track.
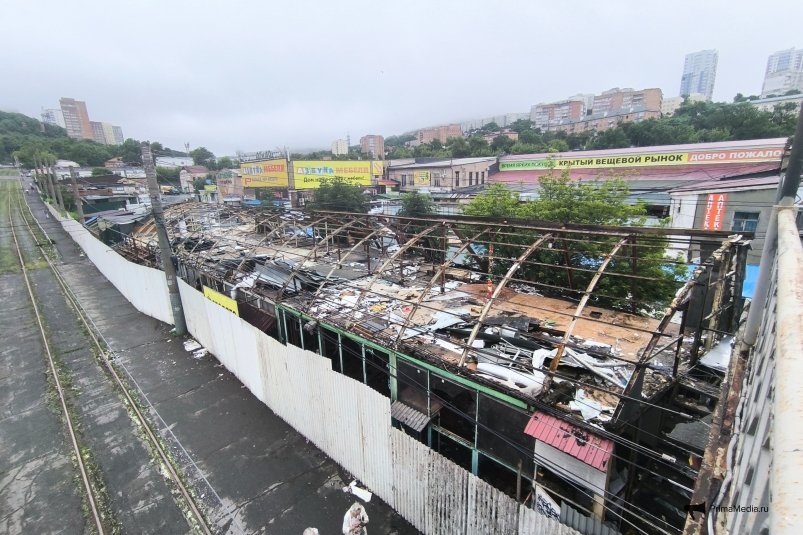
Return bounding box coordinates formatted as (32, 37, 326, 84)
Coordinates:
(5, 178, 212, 535)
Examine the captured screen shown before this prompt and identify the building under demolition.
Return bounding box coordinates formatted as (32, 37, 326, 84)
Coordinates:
(112, 203, 749, 535)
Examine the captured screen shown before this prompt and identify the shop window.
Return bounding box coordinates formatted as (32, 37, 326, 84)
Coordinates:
(300, 319, 320, 353)
(433, 431, 473, 472)
(478, 454, 525, 500)
(732, 212, 759, 232)
(365, 347, 391, 397)
(319, 327, 342, 372)
(396, 360, 430, 414)
(340, 335, 364, 382)
(284, 313, 303, 347)
(432, 376, 476, 443)
(477, 394, 535, 475)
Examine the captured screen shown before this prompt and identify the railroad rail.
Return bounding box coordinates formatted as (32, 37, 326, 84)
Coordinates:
(8, 179, 212, 535)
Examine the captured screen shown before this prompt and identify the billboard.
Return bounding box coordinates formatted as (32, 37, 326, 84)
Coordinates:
(203, 286, 239, 316)
(702, 193, 727, 230)
(240, 158, 289, 188)
(500, 146, 785, 171)
(413, 171, 431, 186)
(293, 160, 384, 190)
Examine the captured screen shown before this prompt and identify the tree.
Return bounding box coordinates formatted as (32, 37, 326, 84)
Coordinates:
(217, 156, 236, 169)
(190, 147, 216, 169)
(462, 183, 520, 217)
(467, 135, 491, 156)
(519, 171, 645, 225)
(117, 138, 143, 165)
(446, 137, 471, 158)
(399, 191, 436, 217)
(91, 167, 108, 176)
(508, 119, 534, 133)
(490, 134, 515, 154)
(307, 177, 368, 213)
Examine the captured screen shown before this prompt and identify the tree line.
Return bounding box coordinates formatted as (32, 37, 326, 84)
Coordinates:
(385, 98, 798, 160)
(0, 110, 235, 171)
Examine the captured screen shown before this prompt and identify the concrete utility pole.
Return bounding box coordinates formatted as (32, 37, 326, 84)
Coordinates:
(744, 104, 803, 344)
(142, 142, 187, 335)
(69, 167, 84, 223)
(50, 161, 65, 212)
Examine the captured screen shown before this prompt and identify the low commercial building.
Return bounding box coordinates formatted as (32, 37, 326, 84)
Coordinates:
(495, 138, 788, 225)
(179, 165, 210, 193)
(668, 175, 803, 265)
(387, 157, 497, 194)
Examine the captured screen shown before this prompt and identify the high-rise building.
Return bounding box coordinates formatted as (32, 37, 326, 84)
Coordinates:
(90, 121, 107, 144)
(359, 135, 385, 159)
(530, 98, 587, 130)
(761, 48, 803, 97)
(680, 49, 718, 101)
(59, 97, 93, 140)
(331, 139, 349, 156)
(112, 125, 124, 144)
(41, 108, 65, 128)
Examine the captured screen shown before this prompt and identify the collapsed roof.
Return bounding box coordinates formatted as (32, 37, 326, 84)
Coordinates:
(120, 203, 747, 429)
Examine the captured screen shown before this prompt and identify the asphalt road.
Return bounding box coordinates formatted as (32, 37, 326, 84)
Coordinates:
(9, 176, 418, 534)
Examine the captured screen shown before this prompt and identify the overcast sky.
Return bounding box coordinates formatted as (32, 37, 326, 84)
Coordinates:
(3, 0, 802, 156)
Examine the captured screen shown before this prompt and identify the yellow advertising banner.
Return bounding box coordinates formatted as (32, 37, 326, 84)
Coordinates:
(413, 171, 431, 186)
(240, 158, 289, 188)
(499, 146, 785, 171)
(203, 286, 239, 316)
(293, 160, 383, 190)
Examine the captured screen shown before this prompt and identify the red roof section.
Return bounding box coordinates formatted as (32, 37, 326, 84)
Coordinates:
(524, 411, 614, 472)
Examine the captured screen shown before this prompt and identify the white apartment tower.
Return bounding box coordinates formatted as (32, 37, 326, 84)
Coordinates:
(331, 138, 349, 156)
(680, 49, 718, 101)
(762, 48, 803, 97)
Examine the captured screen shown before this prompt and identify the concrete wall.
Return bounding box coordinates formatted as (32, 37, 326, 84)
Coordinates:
(714, 207, 803, 535)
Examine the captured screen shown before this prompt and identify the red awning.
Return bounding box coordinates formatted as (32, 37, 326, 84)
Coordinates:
(379, 179, 399, 186)
(524, 411, 614, 471)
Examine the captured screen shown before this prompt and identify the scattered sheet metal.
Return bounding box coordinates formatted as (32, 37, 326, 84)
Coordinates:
(699, 335, 733, 373)
(476, 363, 545, 396)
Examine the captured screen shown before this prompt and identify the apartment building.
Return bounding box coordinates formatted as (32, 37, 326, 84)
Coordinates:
(59, 97, 93, 140)
(761, 47, 803, 97)
(359, 134, 385, 159)
(417, 124, 463, 144)
(680, 49, 718, 100)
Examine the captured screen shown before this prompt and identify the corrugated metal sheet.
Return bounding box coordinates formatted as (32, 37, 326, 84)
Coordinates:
(62, 217, 173, 324)
(519, 504, 584, 535)
(391, 400, 431, 432)
(524, 411, 613, 472)
(560, 502, 621, 535)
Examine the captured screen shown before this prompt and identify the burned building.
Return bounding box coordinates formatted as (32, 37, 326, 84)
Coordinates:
(112, 203, 750, 534)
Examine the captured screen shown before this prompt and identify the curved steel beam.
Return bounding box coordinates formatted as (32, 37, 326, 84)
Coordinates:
(274, 218, 366, 298)
(548, 236, 629, 373)
(304, 225, 396, 312)
(458, 233, 553, 367)
(392, 226, 490, 348)
(345, 224, 440, 328)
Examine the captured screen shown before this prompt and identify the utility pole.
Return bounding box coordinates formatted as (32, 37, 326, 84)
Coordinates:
(50, 160, 65, 212)
(142, 142, 187, 335)
(744, 105, 803, 344)
(43, 156, 57, 204)
(69, 167, 84, 223)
